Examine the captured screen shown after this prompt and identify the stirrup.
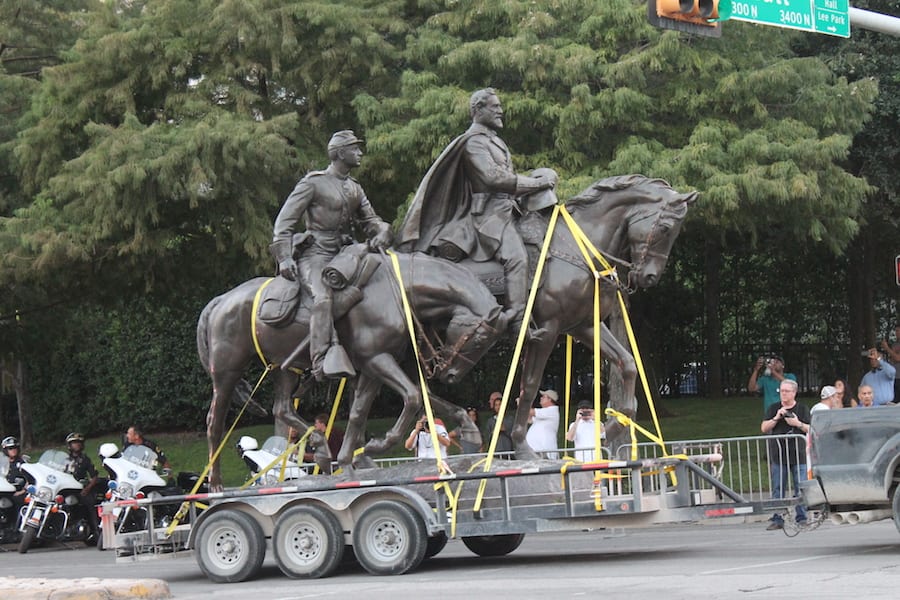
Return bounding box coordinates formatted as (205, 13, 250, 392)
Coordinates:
(322, 344, 356, 379)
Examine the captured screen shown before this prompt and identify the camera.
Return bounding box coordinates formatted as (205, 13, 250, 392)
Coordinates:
(783, 411, 796, 420)
(861, 349, 875, 357)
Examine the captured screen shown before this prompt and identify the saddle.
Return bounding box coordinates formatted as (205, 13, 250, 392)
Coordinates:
(256, 243, 381, 328)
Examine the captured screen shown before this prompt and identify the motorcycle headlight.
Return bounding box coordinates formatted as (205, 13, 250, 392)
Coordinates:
(36, 486, 53, 502)
(116, 482, 135, 498)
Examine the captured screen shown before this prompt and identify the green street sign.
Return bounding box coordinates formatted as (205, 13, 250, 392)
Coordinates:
(728, 0, 850, 38)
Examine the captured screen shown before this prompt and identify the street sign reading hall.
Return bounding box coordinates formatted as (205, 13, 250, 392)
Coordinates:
(728, 0, 850, 38)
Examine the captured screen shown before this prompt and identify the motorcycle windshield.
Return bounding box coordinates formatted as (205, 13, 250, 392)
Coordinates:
(39, 450, 70, 472)
(261, 436, 289, 456)
(122, 445, 158, 470)
(0, 454, 8, 477)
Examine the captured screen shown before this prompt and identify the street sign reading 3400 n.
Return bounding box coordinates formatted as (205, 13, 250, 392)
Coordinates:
(728, 0, 850, 38)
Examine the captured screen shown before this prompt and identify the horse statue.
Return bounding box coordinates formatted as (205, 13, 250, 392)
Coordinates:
(197, 250, 508, 488)
(495, 174, 696, 456)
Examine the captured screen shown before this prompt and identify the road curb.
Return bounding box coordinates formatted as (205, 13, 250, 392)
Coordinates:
(0, 577, 171, 600)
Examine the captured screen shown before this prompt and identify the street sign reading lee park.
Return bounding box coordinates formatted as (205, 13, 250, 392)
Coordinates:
(728, 0, 850, 38)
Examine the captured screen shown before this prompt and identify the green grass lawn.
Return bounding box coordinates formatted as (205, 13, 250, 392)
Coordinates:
(24, 394, 794, 488)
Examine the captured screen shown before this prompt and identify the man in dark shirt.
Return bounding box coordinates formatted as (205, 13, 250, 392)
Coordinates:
(760, 379, 810, 530)
(124, 425, 171, 472)
(64, 432, 100, 540)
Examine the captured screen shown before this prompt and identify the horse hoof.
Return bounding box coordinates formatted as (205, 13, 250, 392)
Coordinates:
(514, 447, 539, 461)
(352, 455, 377, 470)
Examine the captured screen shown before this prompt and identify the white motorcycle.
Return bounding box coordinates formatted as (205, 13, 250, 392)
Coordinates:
(100, 443, 179, 536)
(236, 435, 306, 486)
(17, 450, 95, 553)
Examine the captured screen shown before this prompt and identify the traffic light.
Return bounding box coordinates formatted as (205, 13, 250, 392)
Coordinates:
(648, 0, 731, 38)
(895, 254, 900, 286)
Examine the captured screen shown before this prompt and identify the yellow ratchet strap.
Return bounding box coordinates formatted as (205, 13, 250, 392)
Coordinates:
(251, 278, 276, 368)
(386, 250, 448, 476)
(474, 205, 562, 513)
(165, 365, 273, 536)
(312, 377, 347, 475)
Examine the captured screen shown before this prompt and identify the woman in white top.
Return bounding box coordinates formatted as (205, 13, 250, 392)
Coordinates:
(526, 390, 560, 459)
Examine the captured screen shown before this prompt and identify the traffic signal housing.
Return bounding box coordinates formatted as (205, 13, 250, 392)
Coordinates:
(648, 0, 731, 38)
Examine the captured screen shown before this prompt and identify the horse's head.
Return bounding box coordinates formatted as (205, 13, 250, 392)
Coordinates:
(434, 305, 508, 385)
(573, 175, 696, 290)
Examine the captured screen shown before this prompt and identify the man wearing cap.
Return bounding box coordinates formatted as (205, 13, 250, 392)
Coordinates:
(397, 88, 557, 337)
(859, 346, 896, 405)
(272, 130, 393, 380)
(748, 354, 797, 414)
(566, 400, 604, 462)
(811, 385, 839, 413)
(878, 324, 900, 403)
(525, 389, 560, 459)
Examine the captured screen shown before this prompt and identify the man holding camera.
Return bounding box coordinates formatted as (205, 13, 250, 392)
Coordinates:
(565, 400, 605, 462)
(748, 354, 797, 414)
(860, 346, 896, 405)
(760, 379, 810, 530)
(404, 415, 451, 459)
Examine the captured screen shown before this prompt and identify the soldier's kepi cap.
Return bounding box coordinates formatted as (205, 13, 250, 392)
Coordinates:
(327, 130, 364, 151)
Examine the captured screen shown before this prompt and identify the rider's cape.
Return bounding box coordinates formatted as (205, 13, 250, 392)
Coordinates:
(397, 130, 485, 259)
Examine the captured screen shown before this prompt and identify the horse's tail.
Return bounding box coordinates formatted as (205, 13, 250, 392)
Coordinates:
(196, 295, 222, 376)
(197, 290, 259, 415)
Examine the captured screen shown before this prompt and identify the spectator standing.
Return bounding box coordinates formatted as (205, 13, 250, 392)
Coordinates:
(404, 416, 450, 459)
(302, 414, 344, 474)
(834, 379, 857, 408)
(748, 354, 797, 414)
(526, 390, 560, 459)
(859, 347, 896, 405)
(857, 384, 875, 407)
(760, 379, 810, 530)
(565, 400, 605, 462)
(484, 391, 514, 453)
(879, 324, 900, 403)
(811, 385, 839, 413)
(449, 407, 483, 454)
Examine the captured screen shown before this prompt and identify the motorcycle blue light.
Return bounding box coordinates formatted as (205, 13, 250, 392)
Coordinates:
(26, 484, 36, 495)
(107, 480, 118, 490)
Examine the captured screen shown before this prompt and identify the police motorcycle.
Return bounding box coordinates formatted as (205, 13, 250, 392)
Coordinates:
(0, 454, 22, 543)
(99, 442, 181, 537)
(17, 449, 97, 553)
(236, 435, 306, 486)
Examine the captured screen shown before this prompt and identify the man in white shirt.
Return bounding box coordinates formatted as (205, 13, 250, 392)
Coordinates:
(405, 416, 451, 459)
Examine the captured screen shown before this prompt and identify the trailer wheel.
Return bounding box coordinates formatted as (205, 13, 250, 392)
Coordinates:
(352, 500, 426, 575)
(424, 531, 448, 559)
(273, 504, 345, 578)
(461, 533, 525, 557)
(892, 485, 900, 536)
(194, 510, 265, 583)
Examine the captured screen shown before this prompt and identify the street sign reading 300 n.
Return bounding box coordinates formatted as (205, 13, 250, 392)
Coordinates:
(729, 0, 850, 38)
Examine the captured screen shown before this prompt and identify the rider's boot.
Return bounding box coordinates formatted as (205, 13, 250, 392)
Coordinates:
(310, 300, 355, 381)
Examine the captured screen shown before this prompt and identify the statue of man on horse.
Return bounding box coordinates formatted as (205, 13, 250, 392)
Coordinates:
(271, 130, 393, 381)
(397, 88, 558, 338)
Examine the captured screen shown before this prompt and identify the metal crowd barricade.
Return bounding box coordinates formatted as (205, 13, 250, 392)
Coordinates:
(612, 434, 807, 500)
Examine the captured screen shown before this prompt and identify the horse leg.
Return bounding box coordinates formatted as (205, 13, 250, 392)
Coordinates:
(205, 369, 243, 491)
(271, 371, 333, 472)
(510, 337, 558, 460)
(361, 354, 423, 457)
(339, 373, 381, 470)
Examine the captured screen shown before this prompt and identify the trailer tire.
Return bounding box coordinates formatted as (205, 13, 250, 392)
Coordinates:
(424, 531, 448, 559)
(461, 533, 525, 557)
(273, 504, 345, 579)
(352, 500, 426, 575)
(195, 510, 265, 583)
(892, 484, 900, 536)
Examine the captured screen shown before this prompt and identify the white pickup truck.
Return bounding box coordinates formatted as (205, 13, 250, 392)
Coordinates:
(801, 407, 900, 531)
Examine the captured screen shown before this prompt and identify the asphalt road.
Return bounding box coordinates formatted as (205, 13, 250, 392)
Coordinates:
(2, 518, 899, 599)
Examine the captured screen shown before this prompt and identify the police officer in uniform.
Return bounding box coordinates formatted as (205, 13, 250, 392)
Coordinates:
(271, 130, 393, 380)
(64, 432, 100, 542)
(2, 436, 27, 513)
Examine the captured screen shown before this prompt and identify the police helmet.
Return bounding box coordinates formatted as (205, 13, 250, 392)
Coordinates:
(2, 436, 19, 450)
(66, 432, 85, 444)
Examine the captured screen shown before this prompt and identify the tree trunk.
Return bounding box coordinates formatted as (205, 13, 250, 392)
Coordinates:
(15, 360, 34, 448)
(704, 239, 723, 396)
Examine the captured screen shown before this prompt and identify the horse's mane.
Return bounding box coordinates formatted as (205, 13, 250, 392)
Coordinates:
(566, 174, 674, 207)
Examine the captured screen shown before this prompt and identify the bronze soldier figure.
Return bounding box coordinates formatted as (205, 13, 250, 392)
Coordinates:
(271, 130, 392, 380)
(397, 88, 556, 335)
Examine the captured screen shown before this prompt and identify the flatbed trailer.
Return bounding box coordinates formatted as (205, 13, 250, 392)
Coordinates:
(100, 451, 796, 582)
